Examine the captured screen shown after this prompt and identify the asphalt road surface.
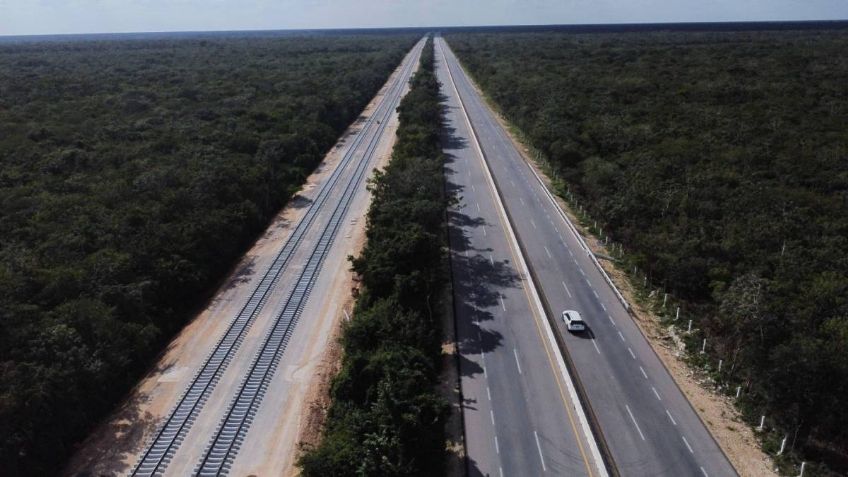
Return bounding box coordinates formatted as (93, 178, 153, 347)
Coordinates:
(438, 39, 603, 477)
(438, 36, 737, 477)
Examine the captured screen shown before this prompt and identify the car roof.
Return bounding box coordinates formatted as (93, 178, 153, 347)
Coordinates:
(563, 310, 583, 320)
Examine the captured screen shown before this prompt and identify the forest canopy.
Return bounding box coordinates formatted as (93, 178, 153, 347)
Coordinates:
(447, 29, 848, 474)
(0, 32, 416, 475)
(299, 38, 449, 477)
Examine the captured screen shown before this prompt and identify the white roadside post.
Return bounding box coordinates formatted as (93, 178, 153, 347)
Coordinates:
(736, 386, 742, 398)
(700, 338, 707, 354)
(675, 306, 680, 320)
(718, 359, 723, 373)
(798, 462, 806, 477)
(778, 435, 787, 455)
(688, 320, 693, 333)
(758, 415, 766, 431)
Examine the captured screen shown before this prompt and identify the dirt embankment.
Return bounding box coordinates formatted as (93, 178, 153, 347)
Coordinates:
(465, 72, 778, 477)
(510, 123, 776, 477)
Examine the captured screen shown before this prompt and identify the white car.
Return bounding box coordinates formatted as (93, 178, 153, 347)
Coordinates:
(561, 310, 585, 332)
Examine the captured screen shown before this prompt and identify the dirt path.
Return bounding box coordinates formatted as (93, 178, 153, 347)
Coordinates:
(63, 49, 414, 477)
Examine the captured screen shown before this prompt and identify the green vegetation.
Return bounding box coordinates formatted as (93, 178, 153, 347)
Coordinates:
(0, 33, 417, 475)
(447, 29, 848, 474)
(299, 38, 448, 476)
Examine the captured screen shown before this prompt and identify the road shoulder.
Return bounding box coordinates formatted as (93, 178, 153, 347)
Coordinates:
(452, 51, 777, 477)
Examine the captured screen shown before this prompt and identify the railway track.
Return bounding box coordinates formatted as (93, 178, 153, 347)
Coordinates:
(130, 39, 424, 477)
(193, 39, 425, 476)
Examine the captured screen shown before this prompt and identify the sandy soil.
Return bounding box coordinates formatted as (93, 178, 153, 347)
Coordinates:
(63, 47, 415, 477)
(448, 57, 778, 477)
(484, 95, 776, 477)
(289, 138, 391, 471)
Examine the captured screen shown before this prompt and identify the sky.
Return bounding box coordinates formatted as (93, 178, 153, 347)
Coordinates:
(1, 0, 847, 36)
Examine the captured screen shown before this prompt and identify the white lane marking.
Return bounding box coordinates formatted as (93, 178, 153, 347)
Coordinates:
(608, 315, 616, 326)
(438, 41, 608, 477)
(628, 347, 636, 359)
(495, 436, 500, 454)
(618, 331, 626, 342)
(499, 296, 506, 311)
(593, 289, 599, 299)
(625, 404, 646, 441)
(682, 435, 694, 454)
(534, 431, 547, 472)
(513, 348, 523, 375)
(490, 410, 496, 425)
(477, 202, 481, 212)
(471, 184, 476, 192)
(666, 409, 678, 426)
(580, 268, 586, 277)
(489, 253, 494, 266)
(482, 225, 487, 236)
(487, 386, 492, 400)
(481, 351, 487, 377)
(520, 197, 525, 205)
(639, 366, 648, 379)
(568, 249, 573, 257)
(510, 180, 515, 187)
(700, 466, 709, 477)
(500, 467, 504, 477)
(601, 303, 606, 311)
(544, 246, 552, 258)
(531, 219, 537, 229)
(561, 281, 573, 298)
(652, 386, 662, 401)
(592, 339, 601, 355)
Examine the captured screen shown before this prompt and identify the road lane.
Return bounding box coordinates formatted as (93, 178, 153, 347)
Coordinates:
(438, 37, 601, 477)
(439, 36, 737, 477)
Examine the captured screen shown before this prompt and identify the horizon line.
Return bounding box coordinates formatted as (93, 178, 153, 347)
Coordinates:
(2, 18, 848, 39)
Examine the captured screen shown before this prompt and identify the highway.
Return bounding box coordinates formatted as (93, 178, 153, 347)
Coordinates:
(438, 39, 604, 477)
(437, 36, 738, 477)
(127, 38, 426, 477)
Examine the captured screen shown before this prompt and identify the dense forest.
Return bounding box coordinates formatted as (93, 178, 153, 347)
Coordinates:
(299, 38, 449, 476)
(0, 33, 417, 475)
(447, 30, 848, 474)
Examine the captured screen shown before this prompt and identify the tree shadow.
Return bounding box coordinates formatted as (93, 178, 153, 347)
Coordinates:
(288, 194, 313, 210)
(221, 255, 256, 293)
(466, 455, 493, 477)
(442, 124, 469, 152)
(63, 390, 159, 477)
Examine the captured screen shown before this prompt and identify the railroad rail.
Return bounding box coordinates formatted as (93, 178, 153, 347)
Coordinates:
(130, 39, 423, 477)
(192, 40, 424, 477)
